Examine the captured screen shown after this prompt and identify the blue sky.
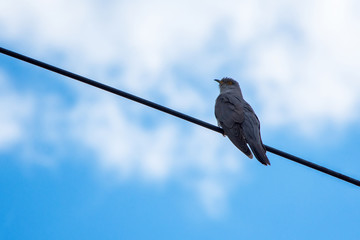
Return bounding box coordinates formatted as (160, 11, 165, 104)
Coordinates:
(1, 0, 360, 239)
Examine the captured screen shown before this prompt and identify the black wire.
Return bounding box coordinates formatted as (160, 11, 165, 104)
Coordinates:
(265, 145, 360, 186)
(1, 46, 359, 187)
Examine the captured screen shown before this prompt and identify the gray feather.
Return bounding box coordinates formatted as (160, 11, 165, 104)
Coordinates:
(214, 77, 270, 166)
(215, 94, 252, 159)
(242, 103, 270, 165)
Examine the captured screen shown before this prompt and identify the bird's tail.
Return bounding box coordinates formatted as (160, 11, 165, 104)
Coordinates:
(248, 142, 270, 166)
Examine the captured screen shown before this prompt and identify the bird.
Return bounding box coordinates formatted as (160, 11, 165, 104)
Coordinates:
(214, 77, 270, 166)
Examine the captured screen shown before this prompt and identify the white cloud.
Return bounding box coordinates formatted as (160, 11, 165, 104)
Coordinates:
(68, 96, 178, 181)
(1, 0, 360, 216)
(245, 0, 360, 134)
(68, 95, 243, 217)
(0, 72, 33, 150)
(195, 178, 228, 218)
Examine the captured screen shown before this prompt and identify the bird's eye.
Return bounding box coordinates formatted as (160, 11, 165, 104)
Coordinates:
(227, 81, 233, 85)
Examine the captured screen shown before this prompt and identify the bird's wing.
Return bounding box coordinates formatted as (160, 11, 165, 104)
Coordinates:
(215, 94, 244, 128)
(215, 94, 252, 158)
(242, 102, 270, 165)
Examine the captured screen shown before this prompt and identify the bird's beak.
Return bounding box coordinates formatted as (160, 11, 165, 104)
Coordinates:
(214, 79, 221, 83)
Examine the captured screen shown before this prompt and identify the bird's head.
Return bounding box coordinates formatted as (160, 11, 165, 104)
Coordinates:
(214, 77, 240, 92)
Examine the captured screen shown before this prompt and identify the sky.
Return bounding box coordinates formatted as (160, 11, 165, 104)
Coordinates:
(1, 0, 360, 239)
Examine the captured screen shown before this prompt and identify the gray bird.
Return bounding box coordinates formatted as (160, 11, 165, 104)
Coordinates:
(214, 77, 270, 166)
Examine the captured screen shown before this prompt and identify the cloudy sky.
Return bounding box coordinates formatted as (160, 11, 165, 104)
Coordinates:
(1, 0, 360, 239)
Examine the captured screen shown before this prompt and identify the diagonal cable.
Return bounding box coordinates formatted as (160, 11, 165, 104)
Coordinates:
(1, 46, 359, 187)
